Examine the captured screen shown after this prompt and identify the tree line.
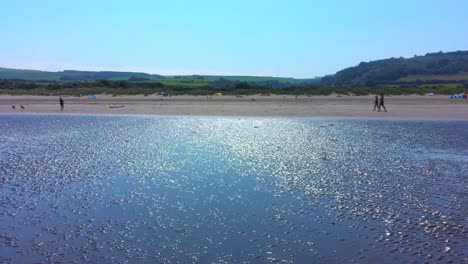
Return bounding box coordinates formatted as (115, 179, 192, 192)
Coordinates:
(1, 79, 466, 96)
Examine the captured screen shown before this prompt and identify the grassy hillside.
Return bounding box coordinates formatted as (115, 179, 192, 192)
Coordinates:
(0, 67, 61, 81)
(2, 50, 467, 96)
(59, 70, 156, 81)
(322, 51, 468, 87)
(0, 67, 158, 81)
(0, 67, 313, 85)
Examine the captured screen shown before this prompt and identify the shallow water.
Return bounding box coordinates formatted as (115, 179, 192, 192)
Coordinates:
(0, 115, 467, 263)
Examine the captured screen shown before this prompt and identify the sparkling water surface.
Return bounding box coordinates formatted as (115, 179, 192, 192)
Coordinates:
(0, 115, 467, 263)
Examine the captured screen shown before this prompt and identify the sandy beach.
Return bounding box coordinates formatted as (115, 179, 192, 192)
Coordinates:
(0, 94, 467, 120)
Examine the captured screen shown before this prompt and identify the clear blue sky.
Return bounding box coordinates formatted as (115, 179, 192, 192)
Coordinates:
(1, 0, 467, 78)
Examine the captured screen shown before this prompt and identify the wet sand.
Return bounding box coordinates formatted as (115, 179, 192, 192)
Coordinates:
(0, 94, 467, 120)
(1, 116, 467, 263)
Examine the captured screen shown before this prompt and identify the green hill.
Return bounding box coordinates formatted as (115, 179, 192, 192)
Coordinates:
(0, 68, 163, 81)
(0, 67, 317, 86)
(0, 67, 61, 81)
(321, 51, 468, 87)
(59, 70, 156, 81)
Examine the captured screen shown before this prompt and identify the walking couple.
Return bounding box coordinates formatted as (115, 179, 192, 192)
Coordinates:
(373, 94, 387, 112)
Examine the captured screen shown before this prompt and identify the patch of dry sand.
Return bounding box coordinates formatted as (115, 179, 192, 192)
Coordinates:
(0, 94, 467, 120)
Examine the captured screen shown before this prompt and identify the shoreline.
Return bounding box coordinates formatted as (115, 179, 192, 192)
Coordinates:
(1, 94, 467, 120)
(1, 112, 468, 122)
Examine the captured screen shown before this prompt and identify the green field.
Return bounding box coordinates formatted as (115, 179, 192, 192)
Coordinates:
(179, 75, 299, 83)
(157, 79, 210, 88)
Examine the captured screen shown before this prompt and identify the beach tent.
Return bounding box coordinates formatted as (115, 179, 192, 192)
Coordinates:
(449, 94, 464, 99)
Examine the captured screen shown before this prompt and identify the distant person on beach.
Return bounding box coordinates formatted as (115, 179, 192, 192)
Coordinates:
(378, 94, 387, 112)
(59, 95, 64, 111)
(373, 95, 379, 111)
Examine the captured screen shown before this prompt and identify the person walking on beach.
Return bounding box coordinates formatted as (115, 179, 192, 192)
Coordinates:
(59, 95, 64, 111)
(373, 95, 379, 111)
(378, 93, 387, 112)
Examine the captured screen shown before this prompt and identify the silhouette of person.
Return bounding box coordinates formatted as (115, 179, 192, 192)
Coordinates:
(378, 94, 387, 112)
(59, 95, 64, 111)
(373, 95, 379, 111)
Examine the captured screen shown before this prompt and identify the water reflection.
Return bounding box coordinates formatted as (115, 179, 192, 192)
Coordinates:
(0, 115, 466, 263)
